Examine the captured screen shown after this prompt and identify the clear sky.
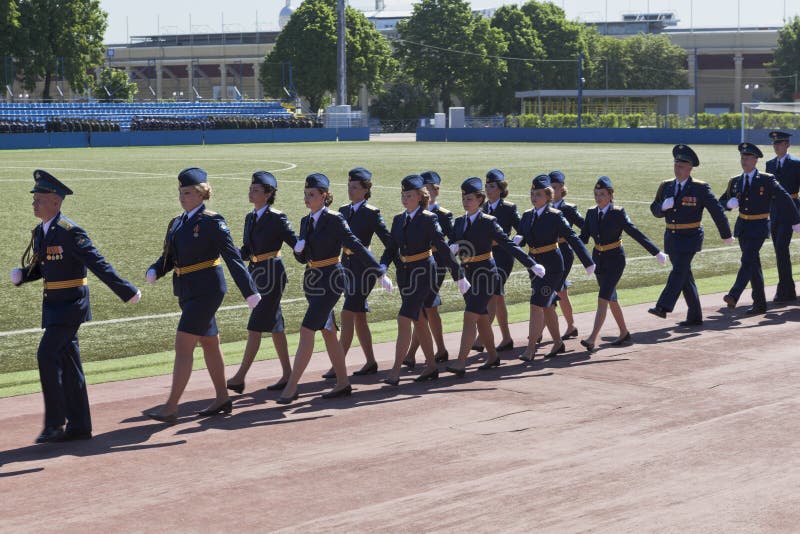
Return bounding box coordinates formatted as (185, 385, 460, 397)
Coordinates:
(100, 0, 799, 44)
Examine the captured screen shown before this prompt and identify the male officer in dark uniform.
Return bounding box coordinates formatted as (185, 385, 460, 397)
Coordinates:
(648, 144, 733, 326)
(719, 143, 800, 314)
(765, 131, 800, 302)
(11, 170, 140, 443)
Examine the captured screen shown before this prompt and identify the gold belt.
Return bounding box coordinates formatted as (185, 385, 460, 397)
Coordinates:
(174, 258, 221, 276)
(791, 193, 798, 199)
(44, 277, 87, 290)
(594, 240, 622, 252)
(462, 251, 493, 264)
(342, 246, 370, 256)
(666, 221, 701, 230)
(251, 250, 281, 262)
(738, 213, 769, 221)
(529, 243, 559, 255)
(557, 237, 566, 244)
(307, 256, 341, 268)
(400, 249, 432, 263)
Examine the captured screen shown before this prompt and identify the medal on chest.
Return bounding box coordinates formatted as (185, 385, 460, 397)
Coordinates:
(193, 224, 199, 238)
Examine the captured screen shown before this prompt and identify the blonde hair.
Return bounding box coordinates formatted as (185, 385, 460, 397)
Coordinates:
(417, 188, 430, 209)
(194, 182, 212, 200)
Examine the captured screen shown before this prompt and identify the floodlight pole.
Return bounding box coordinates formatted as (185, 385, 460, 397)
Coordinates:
(336, 0, 347, 106)
(577, 53, 583, 128)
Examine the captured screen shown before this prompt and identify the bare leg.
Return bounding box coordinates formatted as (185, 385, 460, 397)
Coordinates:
(353, 312, 377, 371)
(476, 314, 497, 363)
(426, 306, 447, 356)
(454, 312, 479, 368)
(584, 298, 610, 345)
(269, 331, 292, 387)
(279, 327, 316, 399)
(389, 316, 413, 381)
(321, 327, 350, 391)
(159, 330, 200, 416)
(557, 289, 576, 333)
(198, 334, 230, 410)
(609, 301, 629, 338)
(227, 330, 262, 387)
(339, 309, 355, 355)
(543, 306, 563, 353)
(414, 315, 437, 375)
(404, 327, 419, 364)
(494, 295, 513, 345)
(520, 305, 544, 360)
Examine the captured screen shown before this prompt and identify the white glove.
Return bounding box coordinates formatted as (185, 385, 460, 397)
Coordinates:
(293, 239, 306, 254)
(723, 237, 735, 245)
(585, 264, 596, 276)
(656, 251, 668, 265)
(661, 197, 675, 211)
(10, 268, 22, 286)
(380, 275, 394, 293)
(531, 264, 546, 278)
(246, 293, 262, 309)
(726, 198, 739, 210)
(449, 243, 460, 255)
(793, 223, 800, 233)
(512, 235, 523, 245)
(146, 269, 157, 284)
(457, 277, 471, 295)
(127, 289, 141, 304)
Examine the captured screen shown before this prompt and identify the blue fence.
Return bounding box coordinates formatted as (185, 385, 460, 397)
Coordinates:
(417, 128, 758, 144)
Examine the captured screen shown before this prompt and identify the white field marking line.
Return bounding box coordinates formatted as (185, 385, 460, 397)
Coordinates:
(0, 161, 298, 180)
(0, 298, 306, 337)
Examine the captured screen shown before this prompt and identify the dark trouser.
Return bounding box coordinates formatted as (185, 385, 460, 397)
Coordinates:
(770, 221, 796, 300)
(37, 324, 91, 432)
(657, 251, 701, 321)
(730, 237, 766, 307)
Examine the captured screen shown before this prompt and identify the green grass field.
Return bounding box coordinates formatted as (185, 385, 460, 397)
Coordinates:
(1, 141, 796, 381)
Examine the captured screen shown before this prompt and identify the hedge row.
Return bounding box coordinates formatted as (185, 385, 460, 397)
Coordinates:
(505, 112, 800, 129)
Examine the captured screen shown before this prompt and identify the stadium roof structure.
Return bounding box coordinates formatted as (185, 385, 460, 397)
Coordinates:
(515, 89, 695, 98)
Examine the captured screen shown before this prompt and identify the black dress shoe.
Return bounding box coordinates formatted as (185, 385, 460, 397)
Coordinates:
(647, 306, 667, 319)
(35, 426, 65, 444)
(402, 357, 417, 369)
(477, 358, 501, 370)
(382, 377, 400, 386)
(678, 319, 703, 327)
(352, 362, 378, 376)
(226, 382, 245, 394)
(445, 365, 466, 377)
(322, 384, 353, 399)
(266, 381, 288, 391)
(63, 429, 92, 441)
(197, 399, 233, 417)
(545, 342, 566, 357)
(723, 294, 737, 309)
(745, 305, 767, 315)
(610, 332, 632, 346)
(414, 369, 439, 382)
(321, 369, 337, 379)
(434, 350, 449, 363)
(471, 343, 484, 353)
(145, 411, 177, 425)
(561, 327, 578, 340)
(580, 339, 598, 353)
(495, 340, 514, 352)
(518, 353, 535, 362)
(276, 392, 299, 405)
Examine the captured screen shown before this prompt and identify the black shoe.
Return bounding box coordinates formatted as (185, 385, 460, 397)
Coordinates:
(495, 340, 514, 352)
(434, 350, 449, 363)
(580, 339, 598, 353)
(647, 306, 667, 319)
(561, 327, 578, 340)
(402, 357, 417, 369)
(772, 294, 797, 304)
(445, 365, 466, 377)
(352, 362, 378, 376)
(546, 342, 566, 357)
(322, 384, 353, 399)
(723, 294, 737, 309)
(477, 358, 501, 370)
(414, 369, 439, 382)
(471, 343, 484, 353)
(63, 428, 92, 441)
(678, 319, 703, 327)
(266, 381, 288, 391)
(745, 305, 767, 315)
(226, 382, 245, 394)
(197, 399, 233, 417)
(276, 392, 299, 405)
(321, 369, 336, 380)
(145, 411, 177, 425)
(610, 332, 632, 346)
(518, 353, 535, 362)
(382, 377, 400, 386)
(35, 426, 65, 444)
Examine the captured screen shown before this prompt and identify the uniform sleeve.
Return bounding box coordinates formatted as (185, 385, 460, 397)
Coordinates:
(378, 217, 399, 267)
(279, 212, 299, 249)
(509, 203, 522, 233)
(372, 209, 393, 250)
(701, 183, 733, 239)
(211, 216, 258, 298)
(240, 213, 252, 260)
(718, 178, 736, 211)
(558, 214, 594, 267)
(650, 182, 667, 218)
(491, 218, 534, 268)
(70, 227, 138, 301)
(336, 213, 380, 270)
(517, 211, 531, 247)
(430, 216, 464, 281)
(564, 204, 585, 230)
(293, 216, 308, 265)
(769, 177, 800, 225)
(620, 209, 660, 255)
(150, 218, 176, 278)
(579, 211, 591, 244)
(439, 210, 455, 241)
(20, 262, 42, 284)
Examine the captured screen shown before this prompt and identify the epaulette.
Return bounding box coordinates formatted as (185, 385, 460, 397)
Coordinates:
(561, 201, 577, 209)
(201, 210, 219, 217)
(270, 207, 284, 215)
(421, 209, 435, 217)
(57, 218, 74, 230)
(692, 179, 706, 185)
(363, 203, 379, 212)
(482, 212, 497, 221)
(503, 200, 517, 208)
(328, 210, 340, 217)
(522, 208, 534, 215)
(612, 205, 624, 211)
(547, 206, 562, 214)
(436, 206, 452, 215)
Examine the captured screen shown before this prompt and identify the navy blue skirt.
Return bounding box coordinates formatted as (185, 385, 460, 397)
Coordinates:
(594, 253, 625, 302)
(422, 270, 445, 308)
(341, 256, 379, 313)
(301, 264, 344, 331)
(492, 247, 513, 296)
(558, 244, 575, 291)
(397, 257, 438, 321)
(529, 269, 562, 308)
(247, 259, 287, 333)
(178, 290, 225, 336)
(462, 261, 498, 315)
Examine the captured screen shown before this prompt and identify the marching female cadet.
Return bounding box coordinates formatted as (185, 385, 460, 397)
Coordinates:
(476, 168, 521, 353)
(403, 170, 453, 366)
(381, 175, 467, 385)
(145, 168, 261, 423)
(320, 167, 392, 378)
(277, 173, 389, 404)
(579, 176, 666, 353)
(226, 171, 298, 394)
(445, 177, 543, 376)
(548, 170, 586, 340)
(516, 174, 594, 361)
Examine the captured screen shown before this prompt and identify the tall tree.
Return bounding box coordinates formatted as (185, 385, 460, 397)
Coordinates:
(585, 33, 688, 90)
(260, 0, 395, 113)
(92, 67, 138, 102)
(0, 0, 19, 89)
(15, 0, 107, 100)
(768, 16, 800, 101)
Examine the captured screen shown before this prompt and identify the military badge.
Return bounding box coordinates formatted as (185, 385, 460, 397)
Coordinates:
(193, 224, 199, 238)
(218, 221, 230, 233)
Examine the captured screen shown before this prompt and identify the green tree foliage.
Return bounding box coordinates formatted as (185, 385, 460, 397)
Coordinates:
(371, 81, 433, 120)
(14, 0, 107, 100)
(260, 0, 395, 112)
(92, 67, 138, 102)
(395, 0, 507, 112)
(0, 0, 19, 59)
(585, 33, 688, 90)
(767, 16, 800, 101)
